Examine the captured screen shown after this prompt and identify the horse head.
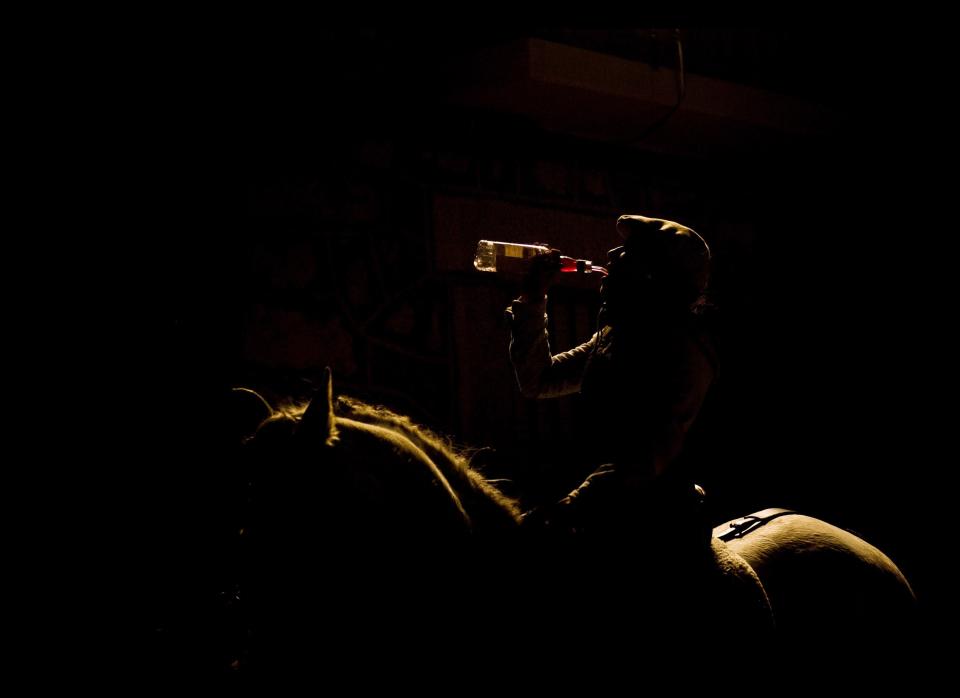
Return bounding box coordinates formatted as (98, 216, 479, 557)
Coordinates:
(238, 368, 520, 553)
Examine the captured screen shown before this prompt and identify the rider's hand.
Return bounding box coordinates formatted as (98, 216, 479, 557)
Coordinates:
(520, 248, 561, 303)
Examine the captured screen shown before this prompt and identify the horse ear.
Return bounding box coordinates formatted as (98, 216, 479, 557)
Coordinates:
(229, 387, 274, 443)
(301, 366, 339, 446)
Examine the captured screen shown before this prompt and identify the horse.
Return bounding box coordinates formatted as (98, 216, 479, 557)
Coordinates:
(216, 369, 917, 677)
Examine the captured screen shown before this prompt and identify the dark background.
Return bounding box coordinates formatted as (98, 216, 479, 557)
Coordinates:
(129, 27, 951, 645)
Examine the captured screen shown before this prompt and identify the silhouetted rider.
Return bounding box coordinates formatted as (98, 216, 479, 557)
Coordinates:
(506, 215, 716, 546)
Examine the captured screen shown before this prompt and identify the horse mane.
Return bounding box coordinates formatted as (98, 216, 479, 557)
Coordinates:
(255, 392, 522, 530)
(337, 396, 522, 525)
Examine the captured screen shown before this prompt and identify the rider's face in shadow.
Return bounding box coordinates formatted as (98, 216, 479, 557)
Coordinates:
(600, 229, 705, 328)
(601, 245, 655, 327)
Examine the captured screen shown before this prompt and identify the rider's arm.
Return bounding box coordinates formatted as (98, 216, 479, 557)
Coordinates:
(505, 296, 596, 399)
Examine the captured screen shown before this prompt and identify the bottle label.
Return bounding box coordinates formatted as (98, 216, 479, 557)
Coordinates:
(502, 244, 526, 259)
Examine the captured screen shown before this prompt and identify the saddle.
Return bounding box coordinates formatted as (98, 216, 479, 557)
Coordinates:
(714, 508, 796, 542)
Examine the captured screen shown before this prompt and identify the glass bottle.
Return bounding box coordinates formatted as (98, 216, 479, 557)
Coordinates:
(473, 240, 607, 275)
